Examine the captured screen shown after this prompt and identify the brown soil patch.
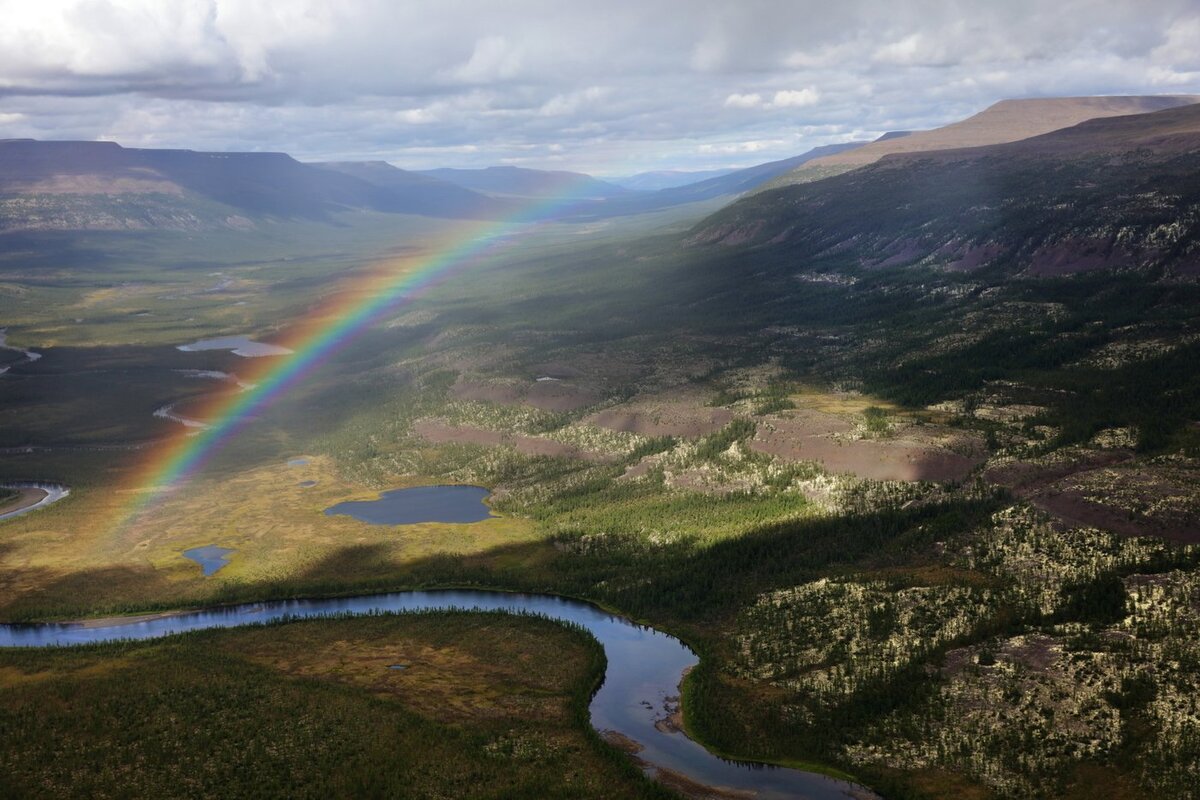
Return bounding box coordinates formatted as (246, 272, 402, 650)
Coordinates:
(984, 450, 1131, 493)
(1033, 486, 1200, 543)
(749, 410, 982, 482)
(986, 451, 1200, 542)
(451, 377, 598, 411)
(524, 380, 599, 412)
(586, 392, 733, 438)
(1000, 634, 1061, 674)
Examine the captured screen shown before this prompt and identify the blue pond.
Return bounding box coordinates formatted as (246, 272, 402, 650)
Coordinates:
(325, 485, 493, 525)
(183, 545, 235, 576)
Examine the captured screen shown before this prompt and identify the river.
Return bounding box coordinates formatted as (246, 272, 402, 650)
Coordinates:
(0, 588, 875, 799)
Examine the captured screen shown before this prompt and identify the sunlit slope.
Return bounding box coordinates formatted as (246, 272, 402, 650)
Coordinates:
(759, 95, 1200, 191)
(690, 102, 1200, 276)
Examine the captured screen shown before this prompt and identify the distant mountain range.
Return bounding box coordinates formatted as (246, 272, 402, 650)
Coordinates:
(0, 140, 515, 231)
(607, 169, 738, 192)
(4, 94, 1198, 237)
(0, 139, 868, 232)
(415, 166, 631, 201)
(556, 142, 870, 219)
(690, 100, 1200, 277)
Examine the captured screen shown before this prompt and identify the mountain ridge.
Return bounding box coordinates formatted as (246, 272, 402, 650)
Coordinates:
(690, 102, 1200, 277)
(759, 95, 1200, 192)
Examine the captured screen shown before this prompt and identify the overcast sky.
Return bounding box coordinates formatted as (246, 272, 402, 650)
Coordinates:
(1, 0, 1198, 175)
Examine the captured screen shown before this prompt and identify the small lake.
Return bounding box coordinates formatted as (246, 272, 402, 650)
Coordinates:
(0, 589, 875, 800)
(324, 485, 494, 525)
(182, 545, 235, 576)
(177, 335, 293, 358)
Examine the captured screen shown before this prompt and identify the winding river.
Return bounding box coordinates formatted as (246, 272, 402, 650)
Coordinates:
(0, 589, 874, 799)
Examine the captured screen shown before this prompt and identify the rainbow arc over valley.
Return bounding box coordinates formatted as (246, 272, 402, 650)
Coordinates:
(115, 187, 599, 531)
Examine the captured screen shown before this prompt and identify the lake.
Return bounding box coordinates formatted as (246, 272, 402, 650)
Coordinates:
(324, 485, 494, 525)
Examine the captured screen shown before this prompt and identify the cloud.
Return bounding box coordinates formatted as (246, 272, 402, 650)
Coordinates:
(447, 36, 524, 83)
(0, 0, 1196, 173)
(724, 92, 763, 109)
(769, 88, 820, 109)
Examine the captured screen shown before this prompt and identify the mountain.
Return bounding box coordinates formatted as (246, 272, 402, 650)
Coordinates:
(689, 102, 1200, 277)
(607, 168, 737, 191)
(0, 138, 872, 232)
(312, 161, 516, 218)
(563, 142, 869, 219)
(759, 95, 1200, 191)
(416, 166, 631, 200)
(0, 140, 507, 232)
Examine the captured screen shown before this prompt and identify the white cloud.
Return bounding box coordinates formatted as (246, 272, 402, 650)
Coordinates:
(539, 86, 611, 117)
(0, 0, 1197, 172)
(448, 35, 524, 83)
(769, 88, 820, 108)
(699, 139, 786, 154)
(724, 92, 763, 109)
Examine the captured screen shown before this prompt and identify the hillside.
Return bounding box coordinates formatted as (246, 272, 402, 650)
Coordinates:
(690, 102, 1200, 277)
(0, 140, 507, 232)
(313, 161, 517, 218)
(759, 95, 1200, 191)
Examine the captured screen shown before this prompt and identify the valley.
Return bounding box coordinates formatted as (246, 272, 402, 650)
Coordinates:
(1, 95, 1199, 800)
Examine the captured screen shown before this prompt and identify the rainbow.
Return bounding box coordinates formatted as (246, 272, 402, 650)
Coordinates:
(115, 185, 598, 531)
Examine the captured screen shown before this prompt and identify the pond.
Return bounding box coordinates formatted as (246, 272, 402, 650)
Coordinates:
(0, 589, 875, 800)
(182, 545, 235, 576)
(324, 485, 494, 525)
(177, 335, 293, 358)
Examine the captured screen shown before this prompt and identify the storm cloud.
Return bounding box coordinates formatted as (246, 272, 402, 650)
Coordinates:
(1, 0, 1198, 173)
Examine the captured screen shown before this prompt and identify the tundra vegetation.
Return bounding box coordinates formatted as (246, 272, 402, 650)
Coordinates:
(1, 150, 1199, 799)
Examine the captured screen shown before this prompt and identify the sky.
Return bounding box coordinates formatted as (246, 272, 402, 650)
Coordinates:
(0, 0, 1198, 176)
